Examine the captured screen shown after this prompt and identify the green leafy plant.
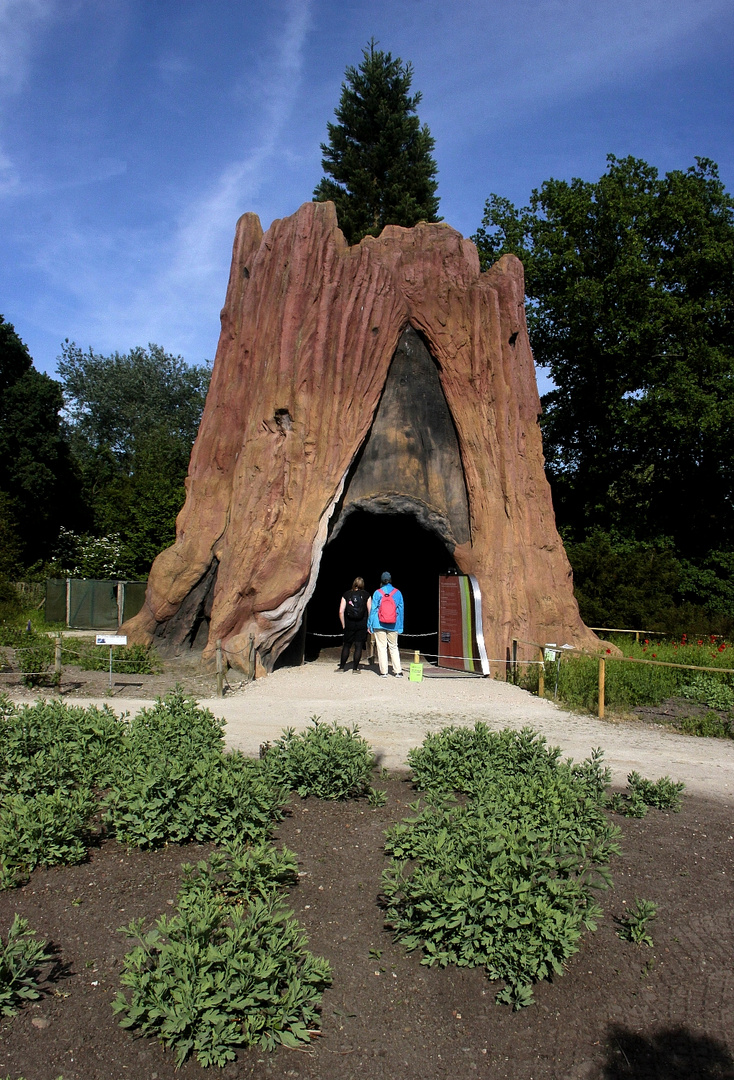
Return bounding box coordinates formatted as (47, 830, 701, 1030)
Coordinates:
(628, 772, 685, 812)
(0, 698, 125, 887)
(0, 698, 124, 797)
(616, 898, 658, 947)
(609, 772, 685, 817)
(604, 773, 686, 812)
(17, 640, 55, 688)
(0, 789, 95, 888)
(179, 841, 299, 905)
(607, 790, 648, 819)
(0, 915, 52, 1016)
(114, 845, 331, 1067)
(367, 787, 388, 807)
(72, 640, 161, 675)
(262, 717, 376, 800)
(679, 711, 733, 738)
(104, 692, 284, 848)
(680, 673, 734, 711)
(384, 725, 620, 1008)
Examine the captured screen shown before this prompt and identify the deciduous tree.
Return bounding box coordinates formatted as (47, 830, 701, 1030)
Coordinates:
(0, 316, 82, 565)
(57, 343, 210, 576)
(474, 156, 734, 558)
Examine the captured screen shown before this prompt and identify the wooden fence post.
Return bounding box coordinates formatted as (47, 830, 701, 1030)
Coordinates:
(248, 634, 256, 681)
(538, 645, 545, 699)
(216, 639, 224, 698)
(598, 656, 605, 719)
(54, 634, 62, 684)
(512, 638, 518, 684)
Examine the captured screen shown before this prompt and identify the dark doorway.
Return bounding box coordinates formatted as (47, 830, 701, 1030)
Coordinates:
(303, 508, 457, 661)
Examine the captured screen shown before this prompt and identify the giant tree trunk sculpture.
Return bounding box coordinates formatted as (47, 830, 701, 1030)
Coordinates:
(123, 200, 600, 671)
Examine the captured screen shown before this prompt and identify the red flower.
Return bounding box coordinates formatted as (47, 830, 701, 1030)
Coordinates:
(697, 640, 703, 646)
(652, 653, 657, 658)
(606, 648, 611, 654)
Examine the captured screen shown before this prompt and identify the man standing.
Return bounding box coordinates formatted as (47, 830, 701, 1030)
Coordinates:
(368, 572, 404, 678)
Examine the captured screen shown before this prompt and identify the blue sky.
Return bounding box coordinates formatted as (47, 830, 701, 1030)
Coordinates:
(1, 0, 732, 380)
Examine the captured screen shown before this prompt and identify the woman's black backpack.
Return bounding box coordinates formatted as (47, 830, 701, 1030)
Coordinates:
(345, 590, 367, 621)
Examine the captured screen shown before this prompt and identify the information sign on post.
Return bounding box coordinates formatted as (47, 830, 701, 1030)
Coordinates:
(95, 634, 127, 689)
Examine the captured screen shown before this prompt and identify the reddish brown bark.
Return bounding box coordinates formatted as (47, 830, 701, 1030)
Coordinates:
(123, 201, 601, 671)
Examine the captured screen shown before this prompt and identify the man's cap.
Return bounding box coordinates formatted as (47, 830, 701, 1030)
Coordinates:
(380, 572, 392, 584)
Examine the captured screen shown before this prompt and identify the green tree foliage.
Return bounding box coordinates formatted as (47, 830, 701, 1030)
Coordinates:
(57, 343, 210, 576)
(473, 156, 734, 558)
(313, 39, 441, 245)
(0, 317, 82, 565)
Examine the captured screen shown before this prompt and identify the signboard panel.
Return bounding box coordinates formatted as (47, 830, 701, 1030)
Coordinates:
(438, 574, 490, 676)
(96, 634, 128, 646)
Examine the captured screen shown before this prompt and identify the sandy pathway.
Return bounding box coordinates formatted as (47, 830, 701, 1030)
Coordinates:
(61, 656, 734, 800)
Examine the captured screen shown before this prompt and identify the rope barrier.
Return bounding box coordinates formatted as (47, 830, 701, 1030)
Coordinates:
(307, 629, 438, 639)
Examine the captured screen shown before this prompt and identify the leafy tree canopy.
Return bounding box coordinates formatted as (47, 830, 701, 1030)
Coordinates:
(313, 39, 441, 245)
(56, 343, 211, 576)
(57, 342, 210, 463)
(474, 156, 734, 557)
(0, 316, 83, 565)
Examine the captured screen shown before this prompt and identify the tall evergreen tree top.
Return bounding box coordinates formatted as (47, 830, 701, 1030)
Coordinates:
(314, 40, 441, 245)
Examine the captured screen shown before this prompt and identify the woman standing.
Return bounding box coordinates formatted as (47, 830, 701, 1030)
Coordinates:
(338, 577, 371, 672)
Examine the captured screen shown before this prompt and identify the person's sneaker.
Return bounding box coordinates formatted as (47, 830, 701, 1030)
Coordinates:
(353, 667, 361, 673)
(379, 673, 389, 678)
(394, 672, 404, 678)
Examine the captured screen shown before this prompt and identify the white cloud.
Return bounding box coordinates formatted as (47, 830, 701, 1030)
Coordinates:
(0, 0, 56, 94)
(0, 0, 58, 196)
(59, 0, 313, 357)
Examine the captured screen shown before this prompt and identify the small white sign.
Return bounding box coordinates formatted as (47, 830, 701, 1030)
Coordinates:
(96, 634, 127, 646)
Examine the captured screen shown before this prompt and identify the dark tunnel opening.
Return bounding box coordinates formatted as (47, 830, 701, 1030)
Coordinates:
(298, 508, 457, 664)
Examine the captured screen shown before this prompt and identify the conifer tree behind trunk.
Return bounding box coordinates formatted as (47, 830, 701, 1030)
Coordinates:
(313, 39, 441, 245)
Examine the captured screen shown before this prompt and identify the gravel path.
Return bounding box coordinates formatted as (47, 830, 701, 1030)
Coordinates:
(65, 656, 734, 800)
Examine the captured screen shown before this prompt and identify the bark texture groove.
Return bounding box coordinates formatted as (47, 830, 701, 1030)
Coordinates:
(123, 201, 600, 671)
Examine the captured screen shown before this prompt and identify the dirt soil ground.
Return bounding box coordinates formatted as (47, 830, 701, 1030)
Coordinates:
(4, 650, 734, 1078)
(0, 779, 732, 1080)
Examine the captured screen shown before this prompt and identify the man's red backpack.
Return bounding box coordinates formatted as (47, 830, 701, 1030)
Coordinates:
(377, 587, 398, 624)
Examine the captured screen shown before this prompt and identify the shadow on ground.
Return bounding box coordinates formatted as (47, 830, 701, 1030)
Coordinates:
(602, 1024, 734, 1079)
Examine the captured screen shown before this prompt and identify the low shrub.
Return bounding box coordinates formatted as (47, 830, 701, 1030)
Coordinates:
(680, 674, 734, 712)
(104, 691, 285, 848)
(262, 717, 375, 799)
(0, 698, 124, 887)
(70, 641, 162, 675)
(0, 915, 52, 1016)
(104, 750, 282, 849)
(16, 640, 56, 688)
(114, 844, 331, 1066)
(679, 712, 733, 738)
(384, 725, 620, 1008)
(0, 692, 286, 885)
(0, 698, 124, 797)
(609, 772, 685, 817)
(179, 840, 299, 904)
(0, 789, 96, 888)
